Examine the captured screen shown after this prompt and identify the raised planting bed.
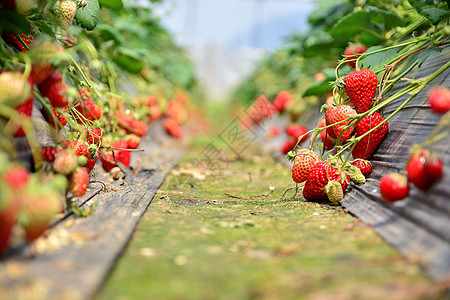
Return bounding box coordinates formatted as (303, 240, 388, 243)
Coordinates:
(0, 121, 186, 300)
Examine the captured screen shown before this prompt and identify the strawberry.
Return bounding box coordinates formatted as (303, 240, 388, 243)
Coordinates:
(85, 147, 99, 173)
(303, 161, 349, 202)
(281, 138, 297, 155)
(166, 101, 188, 124)
(348, 166, 366, 184)
(148, 105, 162, 122)
(324, 181, 344, 203)
(43, 106, 68, 129)
(428, 87, 450, 114)
(113, 139, 131, 167)
(351, 159, 372, 176)
(406, 150, 442, 190)
(20, 191, 62, 242)
(380, 172, 408, 202)
(352, 112, 388, 160)
(344, 69, 377, 113)
(100, 151, 116, 172)
(0, 187, 19, 255)
(86, 127, 103, 144)
(0, 71, 31, 107)
(13, 76, 34, 137)
(344, 43, 367, 69)
(47, 84, 69, 108)
(424, 153, 443, 183)
(68, 139, 89, 158)
(29, 40, 62, 84)
(268, 125, 280, 138)
(325, 105, 357, 141)
(127, 135, 141, 149)
(291, 149, 319, 183)
(74, 99, 102, 121)
(163, 118, 183, 138)
(273, 90, 293, 112)
(53, 0, 77, 31)
(318, 119, 335, 150)
(69, 168, 89, 197)
(145, 95, 157, 107)
(40, 146, 61, 162)
(30, 63, 55, 85)
(285, 125, 309, 143)
(37, 71, 62, 97)
(1, 32, 33, 52)
(53, 150, 77, 175)
(3, 166, 29, 189)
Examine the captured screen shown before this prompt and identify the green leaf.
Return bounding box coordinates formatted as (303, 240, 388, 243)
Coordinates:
(97, 23, 124, 45)
(331, 10, 374, 42)
(114, 47, 145, 74)
(75, 0, 100, 31)
(359, 46, 397, 71)
(30, 20, 55, 38)
(408, 0, 436, 12)
(303, 80, 333, 97)
(367, 6, 405, 30)
(0, 10, 31, 34)
(417, 46, 443, 66)
(99, 0, 123, 10)
(422, 8, 450, 25)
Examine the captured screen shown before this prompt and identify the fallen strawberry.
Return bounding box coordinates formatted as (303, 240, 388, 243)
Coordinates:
(69, 168, 89, 197)
(53, 150, 77, 175)
(380, 172, 409, 202)
(428, 87, 450, 114)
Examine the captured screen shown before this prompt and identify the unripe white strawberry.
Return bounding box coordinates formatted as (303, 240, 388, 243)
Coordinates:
(53, 0, 77, 30)
(349, 166, 366, 184)
(0, 71, 31, 107)
(325, 181, 344, 203)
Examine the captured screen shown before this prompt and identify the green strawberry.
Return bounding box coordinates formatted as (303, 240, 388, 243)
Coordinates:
(325, 181, 344, 203)
(53, 0, 77, 30)
(0, 71, 31, 107)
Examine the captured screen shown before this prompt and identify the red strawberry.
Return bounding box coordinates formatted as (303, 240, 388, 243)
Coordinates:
(428, 87, 450, 114)
(13, 77, 34, 137)
(303, 161, 349, 202)
(166, 101, 188, 124)
(30, 63, 54, 85)
(146, 95, 157, 107)
(53, 0, 77, 31)
(407, 150, 442, 190)
(3, 166, 29, 189)
(424, 153, 443, 182)
(112, 139, 131, 167)
(325, 105, 357, 141)
(29, 40, 62, 84)
(47, 84, 69, 107)
(86, 127, 103, 144)
(380, 172, 408, 202)
(148, 105, 162, 122)
(351, 159, 372, 176)
(352, 112, 388, 160)
(344, 69, 377, 113)
(344, 43, 367, 69)
(127, 135, 141, 149)
(268, 125, 280, 138)
(273, 90, 293, 112)
(85, 147, 99, 173)
(53, 150, 77, 175)
(37, 71, 62, 97)
(40, 146, 61, 162)
(1, 32, 33, 52)
(318, 119, 335, 150)
(281, 138, 297, 155)
(69, 168, 89, 197)
(163, 118, 183, 138)
(75, 99, 102, 121)
(285, 125, 309, 143)
(100, 151, 116, 172)
(291, 149, 319, 183)
(44, 106, 68, 129)
(0, 189, 20, 255)
(67, 139, 89, 158)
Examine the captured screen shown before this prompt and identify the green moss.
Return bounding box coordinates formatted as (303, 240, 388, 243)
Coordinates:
(97, 139, 444, 300)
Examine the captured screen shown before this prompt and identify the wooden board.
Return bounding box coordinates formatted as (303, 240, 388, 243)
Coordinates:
(0, 120, 185, 300)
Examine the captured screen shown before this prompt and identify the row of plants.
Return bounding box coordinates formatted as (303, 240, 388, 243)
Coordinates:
(0, 0, 204, 255)
(235, 0, 449, 202)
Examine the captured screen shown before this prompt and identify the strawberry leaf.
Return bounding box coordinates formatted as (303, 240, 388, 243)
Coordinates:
(99, 0, 123, 10)
(417, 46, 443, 66)
(75, 0, 100, 31)
(422, 8, 450, 25)
(359, 46, 397, 72)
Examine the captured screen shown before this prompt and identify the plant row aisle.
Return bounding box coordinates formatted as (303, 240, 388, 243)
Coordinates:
(0, 0, 205, 299)
(233, 0, 450, 282)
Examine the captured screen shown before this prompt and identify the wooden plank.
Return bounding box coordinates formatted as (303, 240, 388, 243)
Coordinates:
(0, 123, 184, 300)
